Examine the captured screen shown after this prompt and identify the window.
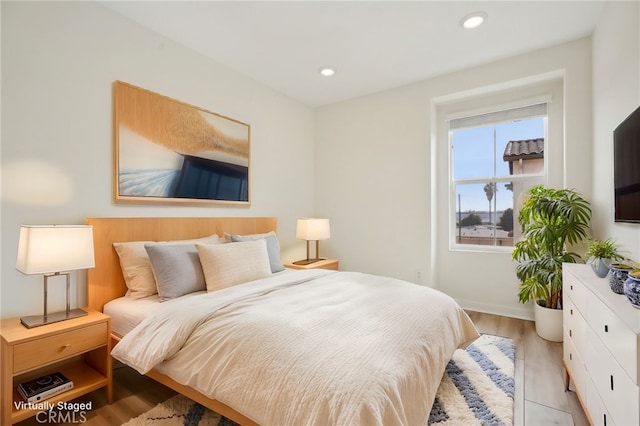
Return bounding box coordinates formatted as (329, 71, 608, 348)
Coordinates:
(450, 103, 547, 249)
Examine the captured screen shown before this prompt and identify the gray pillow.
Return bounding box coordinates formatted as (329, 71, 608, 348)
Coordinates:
(145, 244, 206, 301)
(230, 231, 285, 272)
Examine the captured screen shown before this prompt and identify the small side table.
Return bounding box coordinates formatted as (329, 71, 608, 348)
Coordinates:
(285, 259, 339, 271)
(0, 310, 112, 425)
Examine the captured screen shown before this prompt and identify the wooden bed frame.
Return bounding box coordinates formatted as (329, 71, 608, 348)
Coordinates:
(87, 217, 278, 426)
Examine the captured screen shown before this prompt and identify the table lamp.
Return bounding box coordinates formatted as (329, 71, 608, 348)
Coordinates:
(16, 225, 95, 328)
(293, 218, 330, 265)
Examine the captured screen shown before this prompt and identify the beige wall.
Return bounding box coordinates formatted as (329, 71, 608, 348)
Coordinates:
(316, 40, 592, 320)
(316, 0, 640, 319)
(2, 1, 638, 322)
(511, 158, 543, 175)
(0, 2, 316, 319)
(591, 1, 640, 260)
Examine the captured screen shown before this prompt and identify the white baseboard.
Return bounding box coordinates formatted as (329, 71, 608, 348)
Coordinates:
(456, 298, 534, 321)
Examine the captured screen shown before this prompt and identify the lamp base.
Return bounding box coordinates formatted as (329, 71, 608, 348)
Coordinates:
(292, 258, 325, 265)
(20, 308, 87, 329)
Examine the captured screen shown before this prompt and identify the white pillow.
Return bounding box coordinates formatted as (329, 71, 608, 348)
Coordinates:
(197, 239, 272, 292)
(113, 240, 155, 299)
(114, 234, 221, 299)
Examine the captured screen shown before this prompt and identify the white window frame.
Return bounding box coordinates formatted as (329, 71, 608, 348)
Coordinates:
(447, 98, 550, 252)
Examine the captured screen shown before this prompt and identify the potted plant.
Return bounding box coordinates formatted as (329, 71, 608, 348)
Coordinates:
(512, 185, 591, 342)
(586, 238, 624, 278)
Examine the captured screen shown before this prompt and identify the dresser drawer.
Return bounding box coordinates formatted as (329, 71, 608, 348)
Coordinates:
(585, 327, 639, 426)
(13, 323, 108, 374)
(564, 296, 586, 353)
(564, 269, 587, 314)
(564, 328, 586, 393)
(587, 376, 616, 426)
(586, 290, 638, 382)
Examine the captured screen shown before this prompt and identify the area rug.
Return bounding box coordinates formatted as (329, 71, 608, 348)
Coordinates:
(122, 334, 514, 426)
(428, 334, 515, 425)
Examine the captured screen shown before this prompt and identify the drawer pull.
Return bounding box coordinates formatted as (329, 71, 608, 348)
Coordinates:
(59, 344, 71, 352)
(570, 309, 573, 315)
(610, 375, 614, 391)
(569, 329, 572, 337)
(604, 325, 609, 333)
(570, 284, 574, 290)
(569, 353, 573, 361)
(604, 413, 607, 426)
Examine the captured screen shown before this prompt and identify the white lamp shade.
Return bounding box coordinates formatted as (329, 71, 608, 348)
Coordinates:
(296, 218, 331, 241)
(16, 225, 95, 274)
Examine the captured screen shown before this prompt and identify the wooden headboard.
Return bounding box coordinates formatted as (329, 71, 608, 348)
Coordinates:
(86, 217, 278, 311)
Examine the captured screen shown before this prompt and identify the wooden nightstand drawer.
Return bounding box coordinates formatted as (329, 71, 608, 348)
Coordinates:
(13, 322, 107, 374)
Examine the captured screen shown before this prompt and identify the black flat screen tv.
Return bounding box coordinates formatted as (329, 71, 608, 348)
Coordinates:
(614, 105, 640, 223)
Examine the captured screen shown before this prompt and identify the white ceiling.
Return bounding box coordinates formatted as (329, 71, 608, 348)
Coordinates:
(101, 1, 606, 107)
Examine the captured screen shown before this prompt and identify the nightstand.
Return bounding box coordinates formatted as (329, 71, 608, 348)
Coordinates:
(285, 259, 339, 271)
(0, 310, 112, 424)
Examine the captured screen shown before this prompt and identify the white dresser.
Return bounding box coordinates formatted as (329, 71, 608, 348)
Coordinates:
(563, 263, 640, 426)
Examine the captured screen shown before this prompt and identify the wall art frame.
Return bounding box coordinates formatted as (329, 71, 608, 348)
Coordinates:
(113, 81, 250, 206)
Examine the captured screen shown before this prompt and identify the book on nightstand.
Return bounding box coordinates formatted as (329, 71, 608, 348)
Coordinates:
(17, 372, 74, 403)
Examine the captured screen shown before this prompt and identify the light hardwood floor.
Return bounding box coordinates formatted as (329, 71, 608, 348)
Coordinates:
(17, 312, 587, 425)
(466, 311, 588, 426)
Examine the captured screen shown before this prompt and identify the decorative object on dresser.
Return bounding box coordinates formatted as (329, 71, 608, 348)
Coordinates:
(563, 263, 640, 426)
(16, 225, 95, 328)
(512, 185, 591, 342)
(623, 270, 640, 308)
(586, 238, 624, 278)
(0, 310, 112, 425)
(608, 262, 635, 294)
(293, 218, 331, 265)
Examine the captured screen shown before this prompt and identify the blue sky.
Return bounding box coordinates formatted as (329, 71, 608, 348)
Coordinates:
(453, 118, 544, 213)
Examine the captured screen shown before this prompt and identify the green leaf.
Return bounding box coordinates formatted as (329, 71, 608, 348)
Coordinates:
(512, 185, 592, 307)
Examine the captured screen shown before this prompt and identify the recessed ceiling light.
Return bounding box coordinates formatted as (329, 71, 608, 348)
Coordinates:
(319, 67, 335, 77)
(461, 11, 487, 30)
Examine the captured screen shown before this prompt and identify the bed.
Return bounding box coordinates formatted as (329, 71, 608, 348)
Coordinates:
(87, 217, 479, 426)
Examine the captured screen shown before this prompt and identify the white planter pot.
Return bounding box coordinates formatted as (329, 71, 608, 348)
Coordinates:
(534, 302, 563, 342)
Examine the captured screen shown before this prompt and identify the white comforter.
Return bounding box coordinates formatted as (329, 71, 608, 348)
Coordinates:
(112, 269, 479, 426)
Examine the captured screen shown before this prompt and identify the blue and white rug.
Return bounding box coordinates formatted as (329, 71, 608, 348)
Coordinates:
(122, 334, 514, 426)
(428, 334, 515, 425)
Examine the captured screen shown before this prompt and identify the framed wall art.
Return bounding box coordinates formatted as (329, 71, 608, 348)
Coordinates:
(113, 81, 250, 205)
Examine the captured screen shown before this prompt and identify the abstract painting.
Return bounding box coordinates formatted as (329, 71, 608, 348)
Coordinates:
(113, 81, 250, 205)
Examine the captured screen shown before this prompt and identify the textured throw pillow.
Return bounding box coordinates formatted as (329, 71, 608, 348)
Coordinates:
(145, 244, 206, 302)
(113, 241, 156, 299)
(113, 234, 221, 299)
(229, 231, 285, 273)
(197, 239, 272, 292)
